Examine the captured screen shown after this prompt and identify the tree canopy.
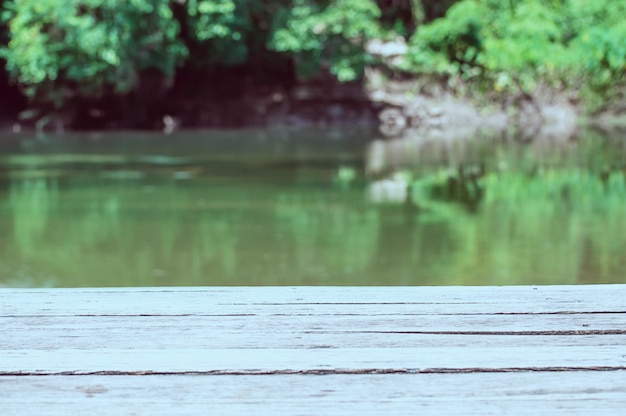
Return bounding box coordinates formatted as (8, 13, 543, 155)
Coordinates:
(0, 0, 623, 113)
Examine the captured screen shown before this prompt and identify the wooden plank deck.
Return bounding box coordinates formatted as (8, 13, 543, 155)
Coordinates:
(1, 285, 626, 415)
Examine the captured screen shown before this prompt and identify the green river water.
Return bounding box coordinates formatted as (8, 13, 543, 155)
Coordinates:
(1, 127, 625, 287)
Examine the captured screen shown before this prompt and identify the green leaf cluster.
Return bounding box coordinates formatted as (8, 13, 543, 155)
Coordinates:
(1, 0, 186, 105)
(180, 0, 286, 66)
(406, 0, 626, 99)
(270, 0, 382, 81)
(0, 0, 386, 106)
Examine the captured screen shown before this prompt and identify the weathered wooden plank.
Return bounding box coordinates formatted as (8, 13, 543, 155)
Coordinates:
(2, 372, 626, 416)
(4, 346, 626, 374)
(2, 286, 625, 372)
(2, 314, 625, 350)
(2, 286, 625, 371)
(2, 285, 625, 316)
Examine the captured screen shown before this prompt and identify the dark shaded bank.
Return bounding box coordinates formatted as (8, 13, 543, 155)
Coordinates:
(160, 66, 378, 130)
(1, 63, 624, 136)
(0, 64, 379, 132)
(0, 63, 26, 124)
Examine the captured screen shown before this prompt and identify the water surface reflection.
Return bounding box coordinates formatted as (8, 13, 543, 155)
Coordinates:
(1, 128, 624, 287)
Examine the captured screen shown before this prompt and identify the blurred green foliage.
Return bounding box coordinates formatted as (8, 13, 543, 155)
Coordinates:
(0, 0, 623, 111)
(406, 0, 626, 107)
(1, 0, 186, 106)
(269, 0, 381, 81)
(178, 0, 288, 66)
(0, 0, 385, 107)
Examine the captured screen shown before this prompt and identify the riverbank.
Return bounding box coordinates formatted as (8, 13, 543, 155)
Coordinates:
(365, 66, 626, 141)
(1, 67, 625, 137)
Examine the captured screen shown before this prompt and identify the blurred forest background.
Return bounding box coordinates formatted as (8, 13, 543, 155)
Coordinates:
(0, 0, 624, 130)
(1, 0, 626, 287)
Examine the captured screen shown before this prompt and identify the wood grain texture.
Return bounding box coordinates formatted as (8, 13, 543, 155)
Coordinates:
(2, 372, 626, 416)
(2, 285, 626, 414)
(3, 285, 626, 316)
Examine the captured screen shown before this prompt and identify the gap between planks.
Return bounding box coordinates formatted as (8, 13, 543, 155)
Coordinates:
(5, 367, 626, 377)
